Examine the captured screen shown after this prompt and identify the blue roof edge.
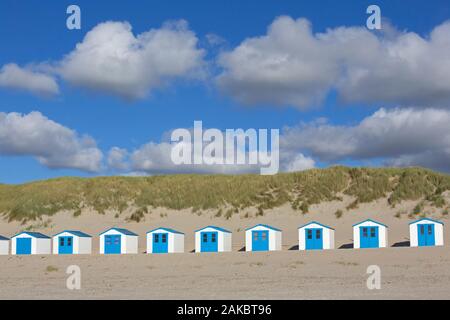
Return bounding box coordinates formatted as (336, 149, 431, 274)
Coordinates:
(99, 227, 138, 236)
(298, 221, 335, 230)
(194, 225, 232, 233)
(245, 224, 282, 232)
(409, 217, 444, 225)
(53, 230, 92, 238)
(12, 231, 51, 239)
(352, 219, 388, 228)
(146, 227, 184, 234)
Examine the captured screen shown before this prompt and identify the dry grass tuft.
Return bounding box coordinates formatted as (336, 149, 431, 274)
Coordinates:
(1, 167, 449, 222)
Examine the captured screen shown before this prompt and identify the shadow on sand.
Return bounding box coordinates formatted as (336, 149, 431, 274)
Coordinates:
(338, 243, 354, 249)
(392, 241, 410, 247)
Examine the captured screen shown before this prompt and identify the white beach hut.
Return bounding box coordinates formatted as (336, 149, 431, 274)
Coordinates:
(195, 226, 232, 253)
(409, 218, 444, 247)
(99, 227, 138, 254)
(353, 219, 388, 249)
(146, 227, 184, 254)
(52, 230, 92, 255)
(298, 221, 335, 250)
(0, 235, 9, 255)
(11, 232, 51, 255)
(245, 224, 282, 252)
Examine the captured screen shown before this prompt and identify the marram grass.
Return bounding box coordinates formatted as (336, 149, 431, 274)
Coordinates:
(1, 166, 449, 222)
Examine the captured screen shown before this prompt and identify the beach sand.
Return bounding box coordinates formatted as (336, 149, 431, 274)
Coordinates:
(0, 197, 448, 299)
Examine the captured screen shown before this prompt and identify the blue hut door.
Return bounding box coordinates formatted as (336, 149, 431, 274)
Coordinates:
(153, 233, 169, 253)
(305, 228, 323, 250)
(418, 224, 435, 247)
(58, 236, 73, 254)
(105, 235, 121, 254)
(16, 238, 31, 254)
(252, 230, 269, 251)
(360, 226, 379, 248)
(200, 232, 218, 252)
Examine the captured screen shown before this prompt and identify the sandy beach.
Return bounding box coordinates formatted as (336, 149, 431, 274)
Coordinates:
(0, 197, 448, 299)
(0, 246, 449, 299)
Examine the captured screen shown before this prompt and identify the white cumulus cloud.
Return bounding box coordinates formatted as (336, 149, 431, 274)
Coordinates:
(217, 16, 450, 109)
(0, 63, 59, 97)
(281, 107, 450, 171)
(0, 111, 102, 172)
(282, 153, 316, 172)
(58, 20, 206, 99)
(109, 128, 314, 175)
(128, 141, 260, 174)
(107, 147, 129, 171)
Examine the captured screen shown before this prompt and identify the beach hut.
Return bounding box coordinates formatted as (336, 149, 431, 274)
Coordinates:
(146, 227, 184, 254)
(409, 218, 444, 247)
(245, 224, 282, 252)
(353, 219, 388, 249)
(52, 230, 92, 255)
(99, 227, 138, 254)
(195, 226, 232, 253)
(11, 232, 51, 255)
(0, 235, 9, 255)
(298, 221, 335, 250)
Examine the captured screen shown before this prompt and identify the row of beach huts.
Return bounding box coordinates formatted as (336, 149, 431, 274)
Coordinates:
(0, 218, 444, 255)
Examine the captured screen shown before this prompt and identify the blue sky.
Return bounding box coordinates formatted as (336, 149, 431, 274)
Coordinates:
(1, 0, 450, 183)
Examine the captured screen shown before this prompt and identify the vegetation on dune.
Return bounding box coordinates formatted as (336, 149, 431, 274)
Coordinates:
(0, 166, 449, 222)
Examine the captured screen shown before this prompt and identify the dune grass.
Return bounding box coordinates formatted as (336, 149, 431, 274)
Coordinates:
(0, 166, 449, 222)
(45, 265, 58, 272)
